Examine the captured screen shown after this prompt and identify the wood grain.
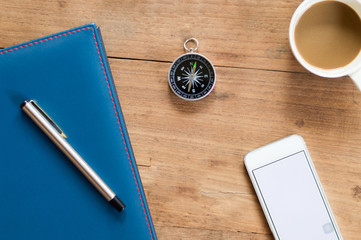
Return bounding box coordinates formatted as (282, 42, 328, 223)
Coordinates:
(155, 225, 272, 239)
(0, 0, 303, 72)
(2, 0, 361, 239)
(110, 59, 361, 239)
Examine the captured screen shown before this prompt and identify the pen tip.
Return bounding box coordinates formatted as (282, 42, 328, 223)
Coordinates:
(110, 196, 125, 212)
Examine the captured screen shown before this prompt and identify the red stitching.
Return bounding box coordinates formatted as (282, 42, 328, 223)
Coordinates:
(90, 28, 155, 240)
(1, 26, 154, 239)
(0, 27, 92, 55)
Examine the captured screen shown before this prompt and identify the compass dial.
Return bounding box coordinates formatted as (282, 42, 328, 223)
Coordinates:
(168, 53, 216, 101)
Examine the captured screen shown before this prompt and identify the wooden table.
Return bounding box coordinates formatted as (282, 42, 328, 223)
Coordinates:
(2, 1, 361, 239)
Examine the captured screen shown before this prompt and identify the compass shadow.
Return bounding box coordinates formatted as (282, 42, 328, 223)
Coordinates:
(167, 87, 215, 114)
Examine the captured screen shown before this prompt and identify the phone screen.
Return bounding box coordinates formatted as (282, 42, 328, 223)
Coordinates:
(252, 151, 341, 240)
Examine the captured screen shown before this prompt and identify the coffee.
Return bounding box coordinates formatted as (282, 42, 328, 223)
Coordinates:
(295, 1, 361, 69)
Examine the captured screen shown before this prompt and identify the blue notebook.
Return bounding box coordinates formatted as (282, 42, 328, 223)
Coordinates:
(0, 23, 157, 240)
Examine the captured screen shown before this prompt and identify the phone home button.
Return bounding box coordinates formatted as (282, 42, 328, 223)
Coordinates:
(322, 222, 334, 234)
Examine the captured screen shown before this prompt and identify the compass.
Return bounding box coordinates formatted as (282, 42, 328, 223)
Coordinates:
(168, 38, 216, 101)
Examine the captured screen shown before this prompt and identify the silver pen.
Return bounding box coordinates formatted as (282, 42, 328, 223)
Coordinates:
(21, 100, 125, 212)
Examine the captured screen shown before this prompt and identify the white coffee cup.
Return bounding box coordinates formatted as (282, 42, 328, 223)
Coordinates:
(289, 0, 361, 90)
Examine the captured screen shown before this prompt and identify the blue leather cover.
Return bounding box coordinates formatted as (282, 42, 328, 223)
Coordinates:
(0, 23, 157, 240)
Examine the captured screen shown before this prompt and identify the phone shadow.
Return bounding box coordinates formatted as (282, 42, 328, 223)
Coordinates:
(240, 161, 274, 237)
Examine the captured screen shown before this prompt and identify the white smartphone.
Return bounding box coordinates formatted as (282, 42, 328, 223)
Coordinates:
(244, 135, 342, 240)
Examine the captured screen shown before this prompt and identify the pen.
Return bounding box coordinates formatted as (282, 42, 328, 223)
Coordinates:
(21, 100, 125, 212)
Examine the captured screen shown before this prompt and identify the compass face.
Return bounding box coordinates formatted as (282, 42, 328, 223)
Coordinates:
(168, 53, 216, 101)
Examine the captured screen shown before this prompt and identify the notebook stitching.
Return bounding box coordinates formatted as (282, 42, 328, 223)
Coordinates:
(0, 27, 92, 55)
(90, 28, 155, 240)
(0, 26, 154, 240)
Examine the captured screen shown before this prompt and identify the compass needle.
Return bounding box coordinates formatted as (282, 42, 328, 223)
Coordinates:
(168, 38, 216, 100)
(188, 62, 197, 92)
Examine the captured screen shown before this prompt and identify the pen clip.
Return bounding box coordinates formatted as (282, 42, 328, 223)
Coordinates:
(30, 100, 68, 138)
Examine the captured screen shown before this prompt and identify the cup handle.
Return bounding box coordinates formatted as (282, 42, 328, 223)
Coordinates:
(350, 68, 361, 91)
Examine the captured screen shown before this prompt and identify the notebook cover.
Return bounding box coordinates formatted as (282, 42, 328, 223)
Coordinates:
(0, 23, 157, 240)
